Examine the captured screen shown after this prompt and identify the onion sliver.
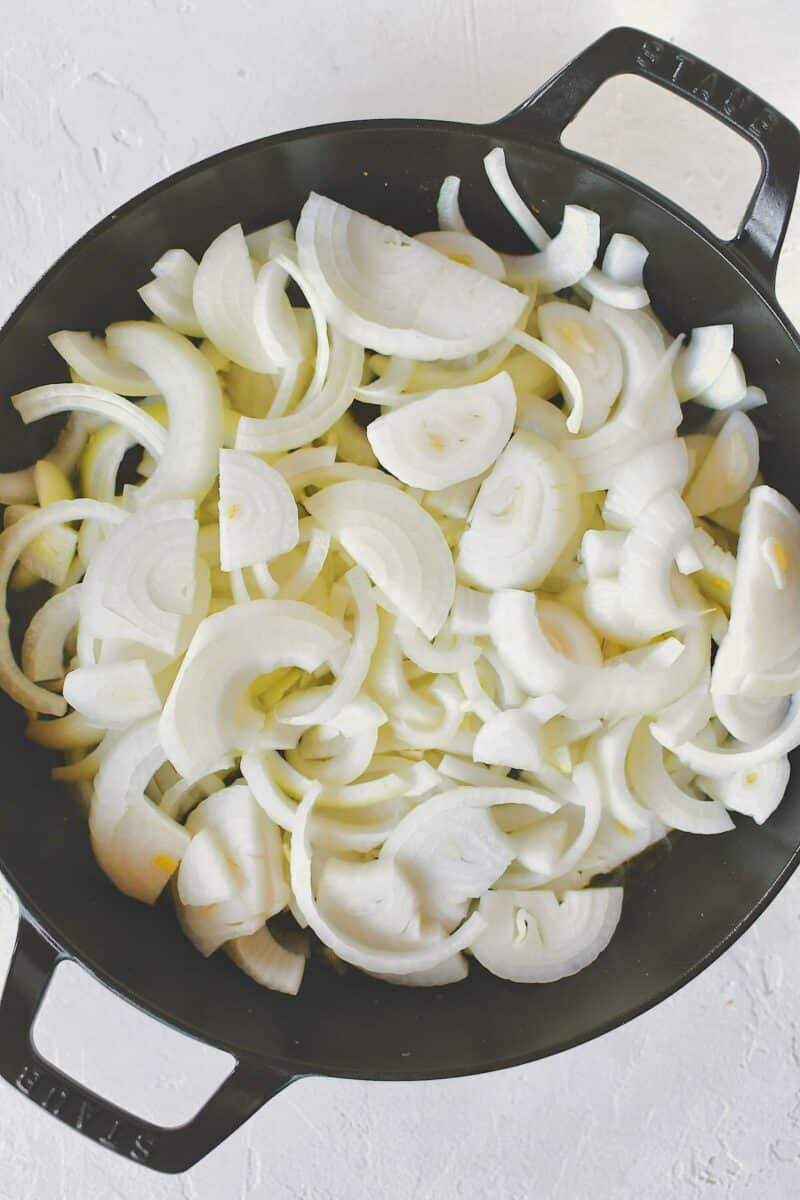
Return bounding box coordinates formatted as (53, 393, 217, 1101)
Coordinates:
(699, 757, 790, 824)
(218, 449, 298, 571)
(663, 694, 800, 778)
(457, 431, 579, 591)
(305, 480, 454, 639)
(537, 302, 622, 435)
(366, 373, 516, 490)
(160, 599, 349, 776)
(225, 927, 306, 995)
(63, 660, 161, 729)
(49, 331, 154, 396)
(106, 322, 224, 507)
(502, 206, 600, 292)
(296, 192, 526, 360)
(628, 723, 733, 833)
(192, 224, 275, 372)
(21, 584, 82, 683)
(469, 887, 623, 984)
(673, 325, 734, 402)
(12, 384, 166, 458)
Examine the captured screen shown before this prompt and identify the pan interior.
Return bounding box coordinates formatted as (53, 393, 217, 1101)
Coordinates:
(0, 122, 798, 1079)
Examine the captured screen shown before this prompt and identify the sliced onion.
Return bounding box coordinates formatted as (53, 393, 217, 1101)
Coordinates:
(63, 660, 161, 729)
(50, 330, 154, 396)
(602, 439, 689, 530)
(235, 332, 363, 454)
(80, 502, 198, 655)
(537, 302, 622, 434)
(192, 224, 275, 372)
(470, 887, 623, 983)
(684, 412, 759, 518)
(502, 206, 600, 292)
(305, 480, 454, 639)
(296, 192, 526, 360)
(218, 449, 298, 571)
(673, 325, 734, 402)
(698, 757, 790, 824)
(628, 723, 734, 833)
(415, 230, 504, 280)
(366, 373, 516, 490)
(437, 176, 468, 233)
(509, 328, 584, 433)
(585, 717, 651, 829)
(696, 352, 747, 409)
(106, 322, 224, 507)
(472, 706, 546, 772)
(252, 258, 303, 369)
(617, 490, 699, 638)
(139, 248, 203, 337)
(12, 384, 166, 458)
(160, 599, 349, 776)
(21, 584, 81, 682)
(457, 431, 579, 590)
(226, 926, 306, 995)
(4, 503, 77, 587)
(601, 233, 649, 289)
(0, 414, 94, 507)
(664, 695, 800, 778)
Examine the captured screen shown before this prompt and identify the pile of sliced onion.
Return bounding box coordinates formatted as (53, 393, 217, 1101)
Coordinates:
(1, 158, 794, 998)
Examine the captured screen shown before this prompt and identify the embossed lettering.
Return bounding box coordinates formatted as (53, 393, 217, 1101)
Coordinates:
(636, 38, 665, 71)
(42, 1086, 70, 1117)
(749, 108, 778, 139)
(671, 53, 695, 84)
(722, 85, 749, 118)
(15, 1065, 41, 1096)
(76, 1099, 100, 1132)
(692, 71, 719, 104)
(131, 1133, 156, 1163)
(99, 1118, 122, 1148)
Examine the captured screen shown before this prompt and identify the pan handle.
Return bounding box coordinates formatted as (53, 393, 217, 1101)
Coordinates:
(496, 26, 800, 285)
(0, 912, 295, 1174)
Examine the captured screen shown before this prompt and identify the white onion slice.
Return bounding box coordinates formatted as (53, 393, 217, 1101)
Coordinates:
(139, 248, 203, 337)
(12, 384, 166, 458)
(628, 724, 734, 833)
(305, 480, 454, 638)
(502, 206, 600, 292)
(49, 331, 154, 396)
(696, 352, 747, 409)
(106, 322, 224, 507)
(0, 414, 93, 507)
(713, 690, 789, 744)
(698, 757, 790, 824)
(537, 302, 622, 434)
(509, 328, 584, 433)
(252, 258, 303, 369)
(684, 412, 759, 517)
(218, 449, 298, 571)
(664, 695, 800, 778)
(437, 175, 468, 232)
(160, 599, 348, 776)
(673, 325, 734, 402)
(81, 502, 198, 655)
(601, 233, 649, 289)
(602, 439, 689, 530)
(21, 584, 81, 683)
(296, 192, 526, 360)
(586, 717, 651, 830)
(4, 503, 77, 587)
(192, 224, 275, 371)
(472, 706, 546, 773)
(470, 887, 623, 983)
(457, 430, 579, 590)
(617, 490, 698, 638)
(415, 230, 504, 280)
(63, 659, 161, 729)
(226, 927, 306, 995)
(366, 373, 516, 490)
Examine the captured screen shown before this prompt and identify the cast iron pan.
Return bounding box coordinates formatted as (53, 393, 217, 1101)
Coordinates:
(0, 26, 797, 1174)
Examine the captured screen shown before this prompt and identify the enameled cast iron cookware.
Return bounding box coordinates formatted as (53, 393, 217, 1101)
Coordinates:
(0, 26, 798, 1174)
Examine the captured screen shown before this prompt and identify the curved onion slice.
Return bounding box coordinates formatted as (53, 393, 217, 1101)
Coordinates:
(192, 224, 275, 371)
(617, 490, 698, 638)
(713, 690, 789, 744)
(381, 787, 557, 928)
(49, 331, 154, 396)
(305, 480, 454, 639)
(696, 352, 747, 409)
(509, 328, 584, 433)
(664, 695, 800, 778)
(370, 954, 468, 987)
(585, 717, 651, 830)
(457, 431, 579, 590)
(218, 449, 298, 571)
(290, 787, 485, 972)
(366, 373, 516, 490)
(235, 332, 363, 454)
(316, 856, 434, 950)
(502, 206, 600, 292)
(0, 414, 92, 507)
(106, 322, 224, 507)
(160, 599, 348, 776)
(490, 589, 708, 721)
(628, 724, 734, 833)
(21, 584, 81, 683)
(712, 487, 800, 692)
(226, 926, 306, 995)
(437, 175, 468, 233)
(252, 258, 303, 369)
(295, 193, 526, 360)
(602, 439, 689, 530)
(4, 503, 77, 587)
(673, 325, 734, 402)
(470, 887, 623, 983)
(698, 756, 790, 824)
(472, 706, 546, 773)
(80, 502, 198, 655)
(601, 233, 649, 289)
(12, 384, 166, 458)
(684, 412, 759, 517)
(139, 248, 203, 337)
(537, 302, 622, 434)
(415, 230, 504, 280)
(63, 659, 161, 729)
(0, 500, 124, 715)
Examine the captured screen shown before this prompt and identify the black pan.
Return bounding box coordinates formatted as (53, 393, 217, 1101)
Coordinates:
(0, 26, 798, 1175)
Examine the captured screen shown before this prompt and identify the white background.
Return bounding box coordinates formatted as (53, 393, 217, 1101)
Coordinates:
(1, 1, 800, 1197)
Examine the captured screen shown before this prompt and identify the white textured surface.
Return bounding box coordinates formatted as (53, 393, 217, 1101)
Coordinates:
(2, 1, 800, 1196)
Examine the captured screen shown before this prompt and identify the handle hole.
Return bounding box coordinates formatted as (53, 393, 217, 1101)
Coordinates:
(560, 75, 762, 240)
(30, 960, 235, 1127)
